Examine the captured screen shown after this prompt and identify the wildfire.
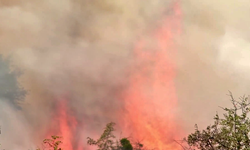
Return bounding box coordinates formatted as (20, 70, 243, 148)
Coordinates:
(44, 1, 182, 150)
(58, 100, 76, 150)
(122, 1, 183, 149)
(46, 99, 83, 150)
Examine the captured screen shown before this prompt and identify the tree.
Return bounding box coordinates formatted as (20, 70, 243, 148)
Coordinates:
(120, 138, 133, 150)
(133, 141, 144, 150)
(87, 122, 119, 150)
(37, 135, 63, 150)
(184, 92, 250, 150)
(87, 122, 147, 150)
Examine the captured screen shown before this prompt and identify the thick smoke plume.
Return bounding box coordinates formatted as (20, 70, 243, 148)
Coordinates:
(0, 0, 250, 149)
(176, 0, 250, 131)
(0, 0, 174, 149)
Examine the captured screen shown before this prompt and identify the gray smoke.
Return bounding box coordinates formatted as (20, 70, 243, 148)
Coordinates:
(0, 0, 174, 149)
(1, 0, 250, 149)
(176, 0, 250, 132)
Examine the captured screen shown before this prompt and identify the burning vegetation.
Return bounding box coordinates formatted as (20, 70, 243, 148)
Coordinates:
(2, 0, 250, 150)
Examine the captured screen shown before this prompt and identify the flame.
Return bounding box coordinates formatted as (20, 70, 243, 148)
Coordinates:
(122, 1, 183, 149)
(43, 1, 182, 150)
(58, 100, 75, 150)
(46, 99, 83, 150)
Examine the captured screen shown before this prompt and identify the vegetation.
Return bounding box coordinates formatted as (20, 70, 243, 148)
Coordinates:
(120, 138, 133, 150)
(183, 92, 250, 150)
(37, 135, 63, 150)
(87, 122, 118, 150)
(87, 122, 146, 150)
(35, 92, 250, 150)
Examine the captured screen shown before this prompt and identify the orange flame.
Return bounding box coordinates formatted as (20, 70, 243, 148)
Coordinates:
(46, 99, 84, 150)
(122, 1, 183, 149)
(58, 100, 75, 150)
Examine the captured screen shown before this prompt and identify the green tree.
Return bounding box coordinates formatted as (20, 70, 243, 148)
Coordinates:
(133, 141, 144, 150)
(120, 138, 133, 150)
(37, 135, 63, 150)
(184, 92, 250, 150)
(87, 122, 146, 150)
(87, 122, 119, 150)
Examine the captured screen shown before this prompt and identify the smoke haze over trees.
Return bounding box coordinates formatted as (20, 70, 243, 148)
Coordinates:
(0, 0, 250, 149)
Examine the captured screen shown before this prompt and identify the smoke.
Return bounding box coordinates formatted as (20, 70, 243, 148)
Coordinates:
(1, 0, 250, 149)
(0, 0, 176, 149)
(0, 57, 30, 150)
(176, 0, 250, 131)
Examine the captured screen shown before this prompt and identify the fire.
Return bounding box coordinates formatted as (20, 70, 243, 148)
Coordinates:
(46, 99, 83, 150)
(122, 1, 183, 150)
(44, 1, 182, 150)
(58, 100, 76, 150)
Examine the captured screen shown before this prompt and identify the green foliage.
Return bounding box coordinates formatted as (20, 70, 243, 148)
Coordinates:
(133, 142, 144, 150)
(37, 135, 63, 150)
(87, 122, 147, 150)
(184, 92, 250, 150)
(120, 138, 133, 150)
(87, 122, 118, 150)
